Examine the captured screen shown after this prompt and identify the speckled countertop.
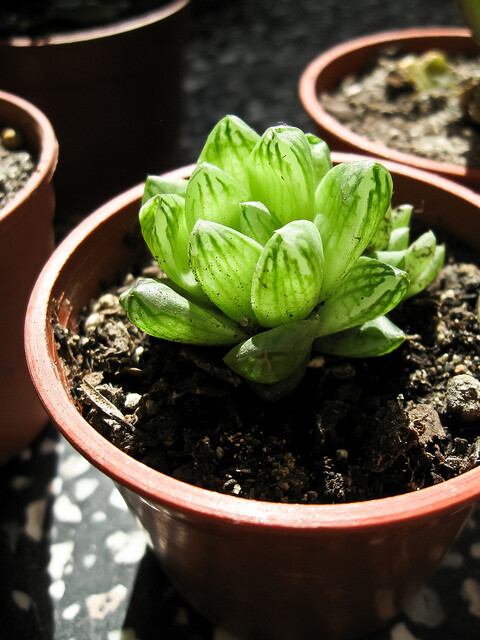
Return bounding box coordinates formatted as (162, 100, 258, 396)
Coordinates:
(1, 1, 480, 638)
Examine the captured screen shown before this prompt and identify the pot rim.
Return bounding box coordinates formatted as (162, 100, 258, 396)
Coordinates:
(0, 0, 190, 47)
(298, 26, 480, 182)
(25, 155, 480, 532)
(0, 89, 58, 227)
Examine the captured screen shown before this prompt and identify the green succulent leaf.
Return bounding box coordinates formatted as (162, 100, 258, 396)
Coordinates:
(315, 256, 410, 337)
(391, 204, 412, 230)
(142, 175, 188, 205)
(189, 220, 262, 325)
(388, 227, 410, 251)
(314, 316, 405, 357)
(365, 205, 393, 253)
(251, 220, 324, 327)
(120, 278, 248, 345)
(404, 244, 445, 299)
(185, 162, 248, 232)
(371, 249, 407, 270)
(239, 201, 280, 246)
(249, 126, 315, 225)
(405, 231, 437, 281)
(139, 194, 202, 297)
(224, 318, 318, 384)
(197, 114, 260, 191)
(306, 133, 332, 186)
(314, 161, 393, 296)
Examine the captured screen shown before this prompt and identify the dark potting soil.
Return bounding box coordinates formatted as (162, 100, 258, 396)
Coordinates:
(55, 237, 480, 505)
(0, 126, 35, 211)
(321, 49, 480, 168)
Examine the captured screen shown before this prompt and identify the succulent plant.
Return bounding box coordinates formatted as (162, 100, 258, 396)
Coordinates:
(120, 115, 444, 397)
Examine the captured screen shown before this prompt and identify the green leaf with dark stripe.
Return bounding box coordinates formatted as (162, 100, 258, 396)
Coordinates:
(197, 115, 260, 190)
(142, 175, 188, 205)
(139, 194, 202, 297)
(189, 220, 262, 325)
(119, 278, 248, 345)
(405, 230, 436, 282)
(185, 162, 248, 232)
(314, 160, 393, 296)
(314, 316, 405, 357)
(315, 256, 409, 337)
(239, 201, 280, 245)
(306, 133, 332, 186)
(405, 244, 445, 299)
(365, 205, 392, 253)
(391, 204, 412, 230)
(223, 318, 318, 383)
(251, 220, 324, 327)
(249, 126, 315, 225)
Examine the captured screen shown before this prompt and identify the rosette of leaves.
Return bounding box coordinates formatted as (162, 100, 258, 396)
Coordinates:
(120, 115, 444, 397)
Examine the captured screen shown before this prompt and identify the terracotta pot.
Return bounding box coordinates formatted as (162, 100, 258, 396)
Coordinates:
(0, 90, 58, 465)
(25, 156, 480, 639)
(299, 27, 480, 187)
(0, 1, 190, 215)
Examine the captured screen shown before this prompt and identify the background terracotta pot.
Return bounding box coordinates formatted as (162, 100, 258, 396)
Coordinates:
(25, 156, 480, 639)
(0, 1, 190, 216)
(0, 90, 58, 465)
(299, 27, 480, 187)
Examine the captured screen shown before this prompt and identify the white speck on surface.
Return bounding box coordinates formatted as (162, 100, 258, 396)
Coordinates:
(49, 541, 74, 581)
(91, 511, 107, 523)
(55, 440, 65, 455)
(106, 530, 146, 564)
(83, 553, 97, 569)
(108, 629, 140, 640)
(109, 489, 128, 511)
(440, 550, 464, 568)
(49, 477, 64, 496)
(62, 603, 81, 620)
(19, 448, 32, 461)
(25, 498, 48, 541)
(60, 454, 91, 479)
(12, 590, 32, 611)
(470, 542, 480, 559)
(40, 438, 58, 454)
(54, 494, 82, 523)
(49, 580, 66, 600)
(390, 622, 418, 640)
(86, 584, 128, 620)
(461, 578, 480, 617)
(75, 478, 99, 501)
(405, 586, 445, 627)
(10, 476, 31, 490)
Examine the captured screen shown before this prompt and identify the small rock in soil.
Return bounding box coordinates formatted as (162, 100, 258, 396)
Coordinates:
(446, 374, 480, 422)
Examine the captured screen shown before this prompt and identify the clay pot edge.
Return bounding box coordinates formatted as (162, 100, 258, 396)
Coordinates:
(1, 0, 190, 47)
